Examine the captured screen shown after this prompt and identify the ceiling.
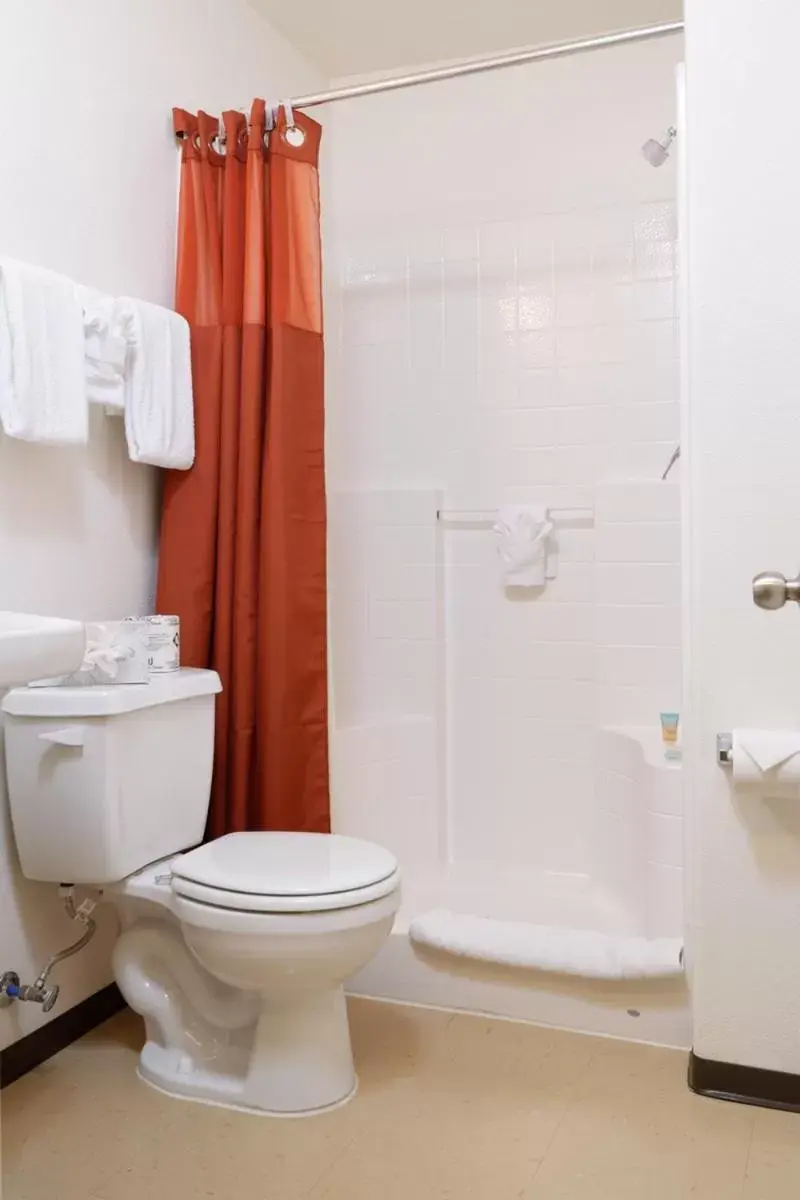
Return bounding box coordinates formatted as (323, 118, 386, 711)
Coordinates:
(250, 0, 683, 79)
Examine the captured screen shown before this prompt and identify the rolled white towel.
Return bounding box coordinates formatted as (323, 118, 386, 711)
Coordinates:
(410, 909, 684, 980)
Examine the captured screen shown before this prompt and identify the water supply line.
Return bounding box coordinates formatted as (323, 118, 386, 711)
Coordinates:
(0, 886, 98, 1013)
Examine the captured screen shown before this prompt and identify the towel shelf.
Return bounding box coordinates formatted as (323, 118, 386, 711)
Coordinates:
(436, 506, 594, 524)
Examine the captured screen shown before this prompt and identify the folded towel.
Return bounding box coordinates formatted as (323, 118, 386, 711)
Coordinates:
(493, 504, 554, 587)
(78, 287, 139, 413)
(0, 258, 88, 444)
(121, 298, 194, 469)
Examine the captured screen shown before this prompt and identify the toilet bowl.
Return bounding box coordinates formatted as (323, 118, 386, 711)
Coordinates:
(2, 670, 400, 1116)
(113, 832, 400, 1115)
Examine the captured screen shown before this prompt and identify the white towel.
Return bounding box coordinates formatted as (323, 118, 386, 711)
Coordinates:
(121, 298, 194, 469)
(410, 909, 684, 980)
(0, 258, 88, 444)
(78, 287, 138, 413)
(493, 505, 554, 587)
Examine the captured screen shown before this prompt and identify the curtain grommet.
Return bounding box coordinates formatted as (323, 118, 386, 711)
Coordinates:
(283, 124, 306, 148)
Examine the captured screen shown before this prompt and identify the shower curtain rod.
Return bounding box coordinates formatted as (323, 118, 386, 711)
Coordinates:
(290, 21, 684, 111)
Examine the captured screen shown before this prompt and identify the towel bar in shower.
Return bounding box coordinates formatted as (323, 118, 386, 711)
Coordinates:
(436, 506, 594, 524)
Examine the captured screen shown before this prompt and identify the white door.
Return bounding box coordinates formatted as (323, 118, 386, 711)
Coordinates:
(685, 0, 800, 1074)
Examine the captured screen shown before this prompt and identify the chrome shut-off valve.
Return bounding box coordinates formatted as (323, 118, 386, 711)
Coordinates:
(752, 571, 800, 610)
(0, 970, 60, 1012)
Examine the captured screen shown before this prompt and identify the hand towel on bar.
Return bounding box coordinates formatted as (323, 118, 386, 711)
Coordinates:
(0, 257, 88, 444)
(493, 505, 554, 587)
(120, 297, 194, 469)
(78, 287, 139, 413)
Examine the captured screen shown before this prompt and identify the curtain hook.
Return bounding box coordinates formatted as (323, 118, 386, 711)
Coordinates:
(263, 103, 279, 152)
(282, 100, 305, 148)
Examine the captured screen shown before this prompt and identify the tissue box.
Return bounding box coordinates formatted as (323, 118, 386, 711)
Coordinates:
(30, 621, 150, 687)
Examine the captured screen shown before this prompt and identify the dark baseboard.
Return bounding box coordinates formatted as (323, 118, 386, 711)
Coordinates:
(689, 1050, 800, 1112)
(0, 983, 126, 1089)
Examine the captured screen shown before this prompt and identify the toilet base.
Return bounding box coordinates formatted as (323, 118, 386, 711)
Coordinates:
(134, 984, 359, 1117)
(138, 1063, 359, 1118)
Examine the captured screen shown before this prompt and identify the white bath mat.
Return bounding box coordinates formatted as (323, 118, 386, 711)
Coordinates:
(409, 909, 683, 980)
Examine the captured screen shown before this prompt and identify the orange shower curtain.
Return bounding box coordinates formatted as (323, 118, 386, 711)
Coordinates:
(157, 101, 329, 836)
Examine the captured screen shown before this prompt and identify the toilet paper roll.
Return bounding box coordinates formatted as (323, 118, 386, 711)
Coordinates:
(123, 614, 180, 674)
(732, 729, 800, 793)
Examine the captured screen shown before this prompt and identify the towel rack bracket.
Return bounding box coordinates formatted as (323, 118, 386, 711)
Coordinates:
(716, 733, 732, 767)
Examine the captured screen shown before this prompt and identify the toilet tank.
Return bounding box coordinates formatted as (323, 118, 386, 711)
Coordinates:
(2, 668, 222, 884)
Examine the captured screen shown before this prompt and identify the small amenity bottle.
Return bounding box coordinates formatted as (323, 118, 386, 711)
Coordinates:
(660, 712, 681, 761)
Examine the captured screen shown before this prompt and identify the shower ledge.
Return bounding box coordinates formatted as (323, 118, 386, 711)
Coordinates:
(605, 724, 682, 771)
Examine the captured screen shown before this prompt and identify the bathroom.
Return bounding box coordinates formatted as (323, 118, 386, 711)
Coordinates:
(2, 0, 800, 1196)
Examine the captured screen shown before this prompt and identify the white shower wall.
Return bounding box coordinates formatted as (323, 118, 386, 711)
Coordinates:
(327, 36, 684, 924)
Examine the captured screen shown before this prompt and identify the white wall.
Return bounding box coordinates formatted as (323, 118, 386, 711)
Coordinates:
(327, 36, 683, 898)
(596, 728, 682, 936)
(685, 0, 800, 1072)
(0, 0, 325, 1051)
(252, 0, 682, 76)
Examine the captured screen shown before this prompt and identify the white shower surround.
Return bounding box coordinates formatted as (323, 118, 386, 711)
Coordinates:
(334, 709, 687, 1043)
(326, 34, 687, 1043)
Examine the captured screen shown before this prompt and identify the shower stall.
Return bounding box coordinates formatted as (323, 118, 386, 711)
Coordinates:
(324, 26, 688, 1045)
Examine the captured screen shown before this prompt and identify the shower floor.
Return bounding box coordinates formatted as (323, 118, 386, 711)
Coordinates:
(348, 863, 690, 1049)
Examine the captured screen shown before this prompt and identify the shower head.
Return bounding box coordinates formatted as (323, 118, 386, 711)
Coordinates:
(642, 126, 677, 167)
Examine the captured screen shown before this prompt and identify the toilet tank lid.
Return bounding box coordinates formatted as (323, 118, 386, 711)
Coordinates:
(2, 668, 222, 717)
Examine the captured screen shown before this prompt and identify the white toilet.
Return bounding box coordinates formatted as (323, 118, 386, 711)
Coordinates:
(2, 668, 401, 1115)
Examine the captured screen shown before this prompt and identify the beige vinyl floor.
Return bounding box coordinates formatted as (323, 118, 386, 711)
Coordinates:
(2, 998, 799, 1199)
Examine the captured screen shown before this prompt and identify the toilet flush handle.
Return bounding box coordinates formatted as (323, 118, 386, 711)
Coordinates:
(38, 727, 86, 748)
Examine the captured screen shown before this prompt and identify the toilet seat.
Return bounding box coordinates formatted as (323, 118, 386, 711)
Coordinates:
(170, 831, 400, 913)
(171, 871, 400, 913)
